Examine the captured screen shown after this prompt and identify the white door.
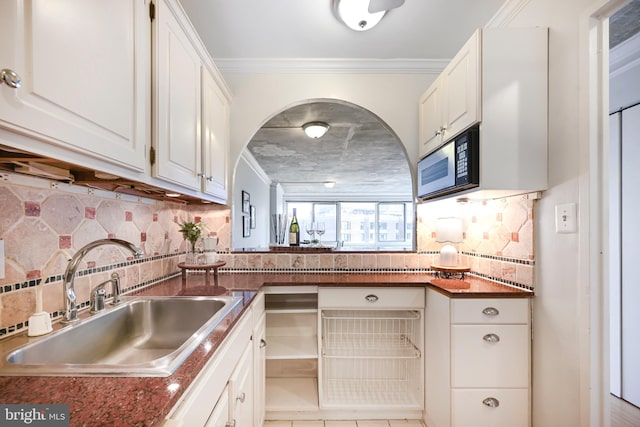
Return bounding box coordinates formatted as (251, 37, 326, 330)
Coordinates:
(621, 102, 640, 408)
(419, 78, 444, 157)
(153, 0, 201, 190)
(204, 385, 230, 427)
(201, 67, 229, 202)
(0, 0, 147, 171)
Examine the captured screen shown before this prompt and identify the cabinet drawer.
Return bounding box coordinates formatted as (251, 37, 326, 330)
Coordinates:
(452, 325, 529, 388)
(318, 287, 424, 309)
(452, 388, 529, 427)
(451, 298, 529, 324)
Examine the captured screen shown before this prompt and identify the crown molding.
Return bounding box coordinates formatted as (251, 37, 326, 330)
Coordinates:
(214, 58, 449, 74)
(485, 0, 531, 28)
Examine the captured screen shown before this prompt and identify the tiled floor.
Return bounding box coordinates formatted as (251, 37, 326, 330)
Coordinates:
(264, 421, 425, 427)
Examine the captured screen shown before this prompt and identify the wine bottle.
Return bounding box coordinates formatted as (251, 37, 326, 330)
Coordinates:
(289, 208, 300, 246)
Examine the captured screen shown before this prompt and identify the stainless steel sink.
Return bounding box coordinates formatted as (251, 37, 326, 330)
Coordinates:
(0, 295, 242, 377)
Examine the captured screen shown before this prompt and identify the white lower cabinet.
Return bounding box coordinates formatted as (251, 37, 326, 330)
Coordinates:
(165, 309, 252, 426)
(425, 288, 531, 427)
(229, 344, 253, 427)
(204, 387, 230, 427)
(263, 286, 319, 419)
(318, 287, 425, 420)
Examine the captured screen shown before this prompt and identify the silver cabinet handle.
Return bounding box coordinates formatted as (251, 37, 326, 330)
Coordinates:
(1, 69, 22, 88)
(206, 176, 214, 182)
(365, 294, 379, 303)
(225, 421, 236, 427)
(483, 333, 500, 343)
(482, 307, 499, 316)
(482, 397, 500, 408)
(197, 172, 206, 178)
(236, 392, 246, 403)
(259, 339, 267, 348)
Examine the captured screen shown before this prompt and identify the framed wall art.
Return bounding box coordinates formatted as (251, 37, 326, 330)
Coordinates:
(250, 205, 256, 229)
(242, 190, 250, 214)
(243, 215, 251, 237)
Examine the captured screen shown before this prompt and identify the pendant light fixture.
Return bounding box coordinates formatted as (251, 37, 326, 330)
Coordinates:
(302, 122, 330, 138)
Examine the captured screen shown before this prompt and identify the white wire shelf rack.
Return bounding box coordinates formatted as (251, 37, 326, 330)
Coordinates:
(320, 309, 423, 407)
(321, 310, 421, 359)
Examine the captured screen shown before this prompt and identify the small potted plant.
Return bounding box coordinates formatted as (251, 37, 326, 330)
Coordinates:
(178, 220, 205, 263)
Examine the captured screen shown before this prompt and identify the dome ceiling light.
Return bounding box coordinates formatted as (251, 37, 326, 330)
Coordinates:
(302, 122, 330, 138)
(331, 0, 405, 31)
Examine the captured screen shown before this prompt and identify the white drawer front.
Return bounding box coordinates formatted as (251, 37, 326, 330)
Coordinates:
(452, 298, 529, 324)
(452, 325, 529, 388)
(452, 388, 529, 427)
(318, 287, 425, 309)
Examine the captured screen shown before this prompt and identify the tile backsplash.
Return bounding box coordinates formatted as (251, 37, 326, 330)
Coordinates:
(0, 173, 536, 336)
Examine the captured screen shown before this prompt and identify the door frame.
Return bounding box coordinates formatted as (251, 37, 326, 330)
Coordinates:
(581, 1, 630, 426)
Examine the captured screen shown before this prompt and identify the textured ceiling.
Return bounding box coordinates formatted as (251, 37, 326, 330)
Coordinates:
(610, 0, 640, 48)
(247, 101, 412, 199)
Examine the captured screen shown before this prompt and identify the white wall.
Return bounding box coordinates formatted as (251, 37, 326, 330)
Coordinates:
(233, 153, 271, 250)
(506, 0, 596, 426)
(223, 72, 436, 175)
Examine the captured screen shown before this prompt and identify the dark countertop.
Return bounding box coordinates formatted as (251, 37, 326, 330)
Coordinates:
(0, 272, 531, 426)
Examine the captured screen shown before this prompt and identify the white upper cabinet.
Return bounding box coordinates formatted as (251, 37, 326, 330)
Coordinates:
(0, 0, 147, 172)
(419, 27, 548, 199)
(419, 30, 480, 158)
(152, 0, 202, 190)
(152, 0, 230, 202)
(201, 67, 230, 202)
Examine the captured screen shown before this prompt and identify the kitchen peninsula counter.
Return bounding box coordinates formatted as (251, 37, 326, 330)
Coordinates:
(0, 272, 531, 426)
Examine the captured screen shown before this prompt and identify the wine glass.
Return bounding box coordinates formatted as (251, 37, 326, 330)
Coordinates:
(316, 222, 325, 247)
(305, 221, 316, 245)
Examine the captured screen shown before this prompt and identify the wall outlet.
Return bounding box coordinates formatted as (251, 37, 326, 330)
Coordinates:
(0, 240, 5, 279)
(555, 203, 577, 233)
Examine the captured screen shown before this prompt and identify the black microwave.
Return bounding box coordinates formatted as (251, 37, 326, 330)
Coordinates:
(417, 125, 479, 200)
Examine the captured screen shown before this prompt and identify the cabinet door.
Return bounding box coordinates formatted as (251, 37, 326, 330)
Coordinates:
(442, 29, 481, 140)
(153, 0, 201, 190)
(0, 0, 147, 171)
(201, 67, 229, 202)
(229, 344, 253, 427)
(253, 312, 266, 427)
(419, 78, 444, 158)
(204, 385, 230, 427)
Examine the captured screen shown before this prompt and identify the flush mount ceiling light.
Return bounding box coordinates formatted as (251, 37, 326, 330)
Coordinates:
(331, 0, 405, 31)
(302, 122, 330, 138)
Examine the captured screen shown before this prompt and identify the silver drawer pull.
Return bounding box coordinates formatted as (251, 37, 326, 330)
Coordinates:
(482, 397, 500, 408)
(482, 307, 499, 316)
(260, 339, 267, 348)
(483, 333, 500, 343)
(236, 392, 246, 403)
(365, 294, 379, 303)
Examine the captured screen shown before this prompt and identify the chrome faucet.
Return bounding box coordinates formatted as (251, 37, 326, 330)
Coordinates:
(62, 238, 144, 324)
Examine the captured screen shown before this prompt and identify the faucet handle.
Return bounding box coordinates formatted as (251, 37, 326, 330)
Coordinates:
(91, 286, 107, 313)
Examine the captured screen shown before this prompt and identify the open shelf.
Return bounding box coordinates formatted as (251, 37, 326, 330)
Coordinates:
(266, 336, 318, 359)
(265, 377, 319, 412)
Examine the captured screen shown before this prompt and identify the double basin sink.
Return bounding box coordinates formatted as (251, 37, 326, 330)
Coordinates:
(0, 295, 242, 377)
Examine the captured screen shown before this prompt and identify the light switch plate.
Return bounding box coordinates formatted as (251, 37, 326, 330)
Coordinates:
(555, 203, 577, 233)
(0, 240, 5, 279)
